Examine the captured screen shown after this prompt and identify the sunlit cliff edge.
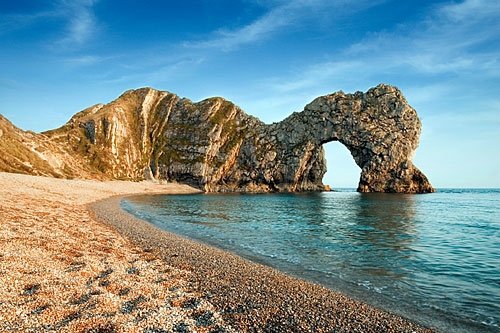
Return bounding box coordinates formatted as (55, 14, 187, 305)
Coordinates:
(0, 84, 434, 193)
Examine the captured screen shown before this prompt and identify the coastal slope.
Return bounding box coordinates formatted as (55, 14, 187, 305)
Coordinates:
(0, 85, 433, 193)
(0, 114, 100, 179)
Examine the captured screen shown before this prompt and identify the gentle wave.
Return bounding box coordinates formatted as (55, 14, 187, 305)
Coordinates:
(122, 189, 500, 333)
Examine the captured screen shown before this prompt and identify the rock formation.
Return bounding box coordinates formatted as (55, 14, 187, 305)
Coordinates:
(262, 85, 434, 193)
(0, 84, 434, 193)
(0, 114, 102, 178)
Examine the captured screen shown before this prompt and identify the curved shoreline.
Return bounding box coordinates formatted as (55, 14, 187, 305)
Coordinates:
(90, 195, 434, 332)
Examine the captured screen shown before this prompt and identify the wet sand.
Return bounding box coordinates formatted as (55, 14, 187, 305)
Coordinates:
(91, 197, 435, 333)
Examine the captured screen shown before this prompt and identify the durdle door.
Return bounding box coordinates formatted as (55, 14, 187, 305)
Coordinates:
(0, 84, 433, 193)
(262, 84, 434, 193)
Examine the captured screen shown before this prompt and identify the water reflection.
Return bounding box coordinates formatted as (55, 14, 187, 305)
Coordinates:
(353, 194, 417, 280)
(123, 190, 500, 333)
(354, 193, 417, 249)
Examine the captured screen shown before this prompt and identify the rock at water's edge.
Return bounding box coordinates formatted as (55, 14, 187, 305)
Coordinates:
(0, 84, 434, 193)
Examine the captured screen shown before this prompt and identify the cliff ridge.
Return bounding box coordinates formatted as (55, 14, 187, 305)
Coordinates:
(0, 85, 434, 193)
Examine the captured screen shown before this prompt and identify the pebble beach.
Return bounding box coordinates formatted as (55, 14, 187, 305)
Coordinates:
(0, 172, 434, 332)
(0, 172, 231, 332)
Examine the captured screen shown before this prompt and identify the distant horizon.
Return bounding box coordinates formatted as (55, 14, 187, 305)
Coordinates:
(328, 186, 500, 190)
(1, 0, 498, 188)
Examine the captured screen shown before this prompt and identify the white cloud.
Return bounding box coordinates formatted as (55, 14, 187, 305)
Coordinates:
(348, 0, 500, 75)
(0, 11, 57, 34)
(257, 0, 500, 98)
(263, 60, 366, 94)
(229, 0, 500, 134)
(62, 54, 111, 67)
(439, 0, 500, 22)
(0, 77, 25, 90)
(183, 4, 295, 51)
(402, 83, 453, 106)
(184, 0, 387, 51)
(55, 0, 99, 47)
(93, 56, 206, 87)
(0, 0, 99, 47)
(187, 0, 500, 112)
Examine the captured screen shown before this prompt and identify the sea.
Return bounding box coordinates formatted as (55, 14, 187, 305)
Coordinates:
(122, 189, 500, 333)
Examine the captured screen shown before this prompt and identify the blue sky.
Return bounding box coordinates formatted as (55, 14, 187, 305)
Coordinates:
(1, 0, 499, 188)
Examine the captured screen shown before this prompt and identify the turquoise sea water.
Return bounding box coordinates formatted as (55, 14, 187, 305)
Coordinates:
(122, 189, 500, 333)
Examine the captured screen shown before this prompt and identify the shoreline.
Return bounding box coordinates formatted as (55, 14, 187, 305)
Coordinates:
(0, 172, 434, 332)
(91, 195, 434, 332)
(0, 172, 232, 332)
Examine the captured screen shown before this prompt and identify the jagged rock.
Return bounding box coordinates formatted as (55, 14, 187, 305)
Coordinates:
(0, 84, 434, 193)
(262, 85, 434, 193)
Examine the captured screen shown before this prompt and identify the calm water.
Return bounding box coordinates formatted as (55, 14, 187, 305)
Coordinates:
(122, 189, 500, 333)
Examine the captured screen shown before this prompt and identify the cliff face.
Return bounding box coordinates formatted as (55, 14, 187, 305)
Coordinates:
(0, 84, 434, 193)
(210, 84, 433, 193)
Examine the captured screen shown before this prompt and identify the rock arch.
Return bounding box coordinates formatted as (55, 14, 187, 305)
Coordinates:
(240, 84, 434, 193)
(5, 84, 433, 193)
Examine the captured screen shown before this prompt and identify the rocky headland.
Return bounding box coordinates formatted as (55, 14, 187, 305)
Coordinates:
(0, 84, 434, 193)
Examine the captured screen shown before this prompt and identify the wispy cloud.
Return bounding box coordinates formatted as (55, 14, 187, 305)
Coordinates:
(263, 60, 365, 94)
(348, 0, 500, 75)
(258, 0, 500, 97)
(184, 0, 386, 51)
(62, 54, 113, 67)
(183, 3, 296, 51)
(230, 0, 500, 124)
(440, 0, 500, 22)
(0, 0, 99, 47)
(0, 11, 57, 35)
(54, 0, 99, 47)
(0, 77, 25, 90)
(90, 56, 206, 87)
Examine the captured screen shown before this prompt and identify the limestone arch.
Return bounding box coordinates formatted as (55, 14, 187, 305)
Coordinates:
(263, 84, 434, 193)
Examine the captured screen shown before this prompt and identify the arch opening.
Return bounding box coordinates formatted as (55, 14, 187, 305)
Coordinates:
(322, 141, 361, 190)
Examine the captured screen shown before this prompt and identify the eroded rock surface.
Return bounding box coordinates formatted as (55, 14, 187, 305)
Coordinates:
(0, 84, 434, 193)
(264, 85, 435, 193)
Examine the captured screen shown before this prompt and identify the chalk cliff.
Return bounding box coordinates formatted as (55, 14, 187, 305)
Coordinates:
(0, 84, 434, 193)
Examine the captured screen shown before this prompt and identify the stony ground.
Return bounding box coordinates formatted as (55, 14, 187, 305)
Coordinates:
(0, 172, 435, 333)
(0, 172, 232, 332)
(92, 200, 436, 333)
